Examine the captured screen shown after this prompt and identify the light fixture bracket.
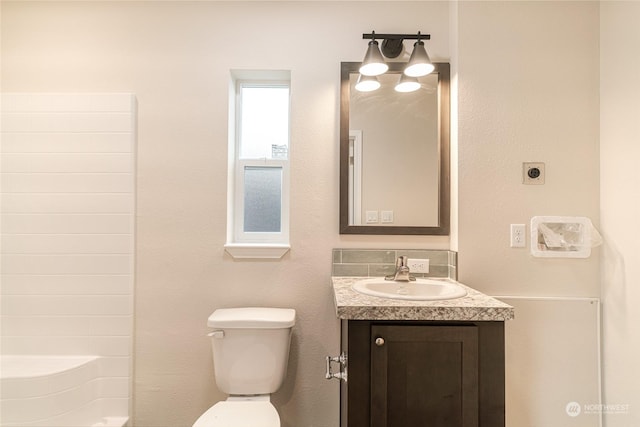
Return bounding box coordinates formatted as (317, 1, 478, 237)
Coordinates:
(362, 32, 431, 59)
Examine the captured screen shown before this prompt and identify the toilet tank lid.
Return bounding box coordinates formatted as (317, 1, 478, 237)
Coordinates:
(208, 307, 296, 329)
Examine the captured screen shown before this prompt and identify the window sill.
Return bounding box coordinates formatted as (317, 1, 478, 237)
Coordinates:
(224, 243, 290, 260)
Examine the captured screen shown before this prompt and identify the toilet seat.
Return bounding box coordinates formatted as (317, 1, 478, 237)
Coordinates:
(192, 401, 280, 427)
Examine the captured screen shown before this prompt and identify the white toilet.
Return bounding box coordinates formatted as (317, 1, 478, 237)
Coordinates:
(193, 307, 296, 427)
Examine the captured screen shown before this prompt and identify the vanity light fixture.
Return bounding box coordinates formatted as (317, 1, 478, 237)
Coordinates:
(357, 31, 434, 92)
(359, 32, 388, 76)
(355, 74, 381, 92)
(404, 38, 435, 77)
(394, 74, 421, 93)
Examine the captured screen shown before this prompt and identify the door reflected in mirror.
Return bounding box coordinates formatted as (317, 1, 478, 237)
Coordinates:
(340, 62, 450, 235)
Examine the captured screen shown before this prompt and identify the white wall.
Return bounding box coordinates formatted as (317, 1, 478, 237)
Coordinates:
(600, 2, 640, 426)
(455, 3, 603, 425)
(3, 1, 631, 426)
(350, 73, 439, 226)
(1, 2, 451, 426)
(0, 93, 136, 418)
(456, 1, 600, 298)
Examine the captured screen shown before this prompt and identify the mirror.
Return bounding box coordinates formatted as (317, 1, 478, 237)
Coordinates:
(340, 61, 450, 235)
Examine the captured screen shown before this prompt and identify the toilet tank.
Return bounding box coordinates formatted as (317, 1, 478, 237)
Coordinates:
(207, 307, 296, 395)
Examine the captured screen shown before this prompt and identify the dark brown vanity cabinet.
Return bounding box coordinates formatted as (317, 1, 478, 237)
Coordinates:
(340, 320, 505, 427)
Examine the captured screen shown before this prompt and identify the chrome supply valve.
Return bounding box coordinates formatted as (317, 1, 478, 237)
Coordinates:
(325, 352, 348, 382)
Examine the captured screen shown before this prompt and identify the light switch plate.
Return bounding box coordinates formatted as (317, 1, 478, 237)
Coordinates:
(381, 210, 394, 223)
(366, 211, 378, 224)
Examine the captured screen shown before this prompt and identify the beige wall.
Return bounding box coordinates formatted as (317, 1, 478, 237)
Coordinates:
(456, 1, 600, 298)
(601, 2, 640, 425)
(3, 1, 628, 426)
(350, 73, 439, 226)
(1, 2, 451, 426)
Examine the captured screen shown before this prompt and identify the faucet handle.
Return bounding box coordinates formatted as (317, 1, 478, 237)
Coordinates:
(397, 255, 408, 267)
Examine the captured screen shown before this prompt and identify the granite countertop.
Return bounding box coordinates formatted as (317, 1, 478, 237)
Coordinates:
(332, 276, 514, 321)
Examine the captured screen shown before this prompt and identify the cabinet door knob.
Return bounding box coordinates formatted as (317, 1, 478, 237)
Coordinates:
(375, 337, 385, 346)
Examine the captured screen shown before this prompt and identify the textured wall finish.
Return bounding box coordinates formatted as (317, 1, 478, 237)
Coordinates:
(0, 3, 452, 426)
(600, 2, 640, 426)
(1, 1, 621, 426)
(456, 2, 600, 298)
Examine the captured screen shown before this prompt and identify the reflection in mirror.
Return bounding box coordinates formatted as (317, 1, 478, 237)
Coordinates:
(349, 72, 439, 226)
(340, 62, 450, 235)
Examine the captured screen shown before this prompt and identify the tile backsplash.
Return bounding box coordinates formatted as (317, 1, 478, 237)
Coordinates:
(332, 248, 457, 280)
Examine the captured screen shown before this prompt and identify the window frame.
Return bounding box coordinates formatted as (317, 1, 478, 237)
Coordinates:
(226, 75, 291, 258)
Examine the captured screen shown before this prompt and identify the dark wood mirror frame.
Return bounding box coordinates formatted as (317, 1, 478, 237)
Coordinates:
(339, 61, 450, 235)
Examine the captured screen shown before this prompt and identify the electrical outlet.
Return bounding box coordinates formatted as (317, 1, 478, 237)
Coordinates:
(523, 162, 545, 185)
(510, 224, 526, 248)
(407, 258, 430, 273)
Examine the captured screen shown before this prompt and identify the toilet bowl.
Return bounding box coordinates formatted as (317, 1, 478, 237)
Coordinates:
(192, 399, 279, 427)
(192, 307, 296, 427)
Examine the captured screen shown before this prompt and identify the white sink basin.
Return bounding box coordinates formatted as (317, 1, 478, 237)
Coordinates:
(352, 278, 467, 301)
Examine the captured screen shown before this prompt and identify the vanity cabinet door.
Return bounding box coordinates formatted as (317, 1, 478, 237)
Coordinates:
(370, 325, 479, 427)
(341, 320, 504, 427)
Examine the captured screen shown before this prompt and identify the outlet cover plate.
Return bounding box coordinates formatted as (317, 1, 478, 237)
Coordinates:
(510, 224, 526, 248)
(523, 162, 545, 185)
(407, 258, 430, 274)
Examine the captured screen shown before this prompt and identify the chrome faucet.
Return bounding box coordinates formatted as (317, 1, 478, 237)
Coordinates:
(385, 256, 416, 282)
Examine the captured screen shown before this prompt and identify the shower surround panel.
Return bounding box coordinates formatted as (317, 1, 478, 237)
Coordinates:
(0, 93, 136, 425)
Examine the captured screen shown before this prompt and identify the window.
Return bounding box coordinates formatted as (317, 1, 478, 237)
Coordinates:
(225, 72, 291, 259)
